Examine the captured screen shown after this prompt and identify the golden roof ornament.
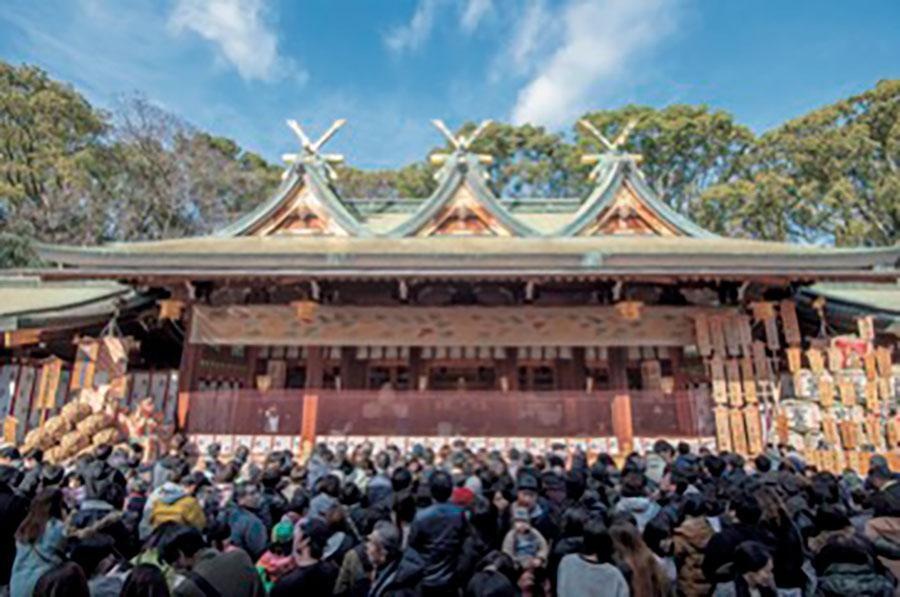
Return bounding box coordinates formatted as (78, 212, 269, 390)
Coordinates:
(429, 119, 494, 179)
(578, 119, 643, 181)
(282, 118, 347, 181)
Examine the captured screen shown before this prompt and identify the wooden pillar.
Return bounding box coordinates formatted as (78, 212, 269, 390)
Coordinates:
(501, 348, 519, 391)
(670, 347, 688, 390)
(612, 393, 634, 454)
(306, 346, 324, 389)
(670, 347, 694, 435)
(571, 347, 587, 392)
(408, 348, 423, 391)
(609, 347, 633, 453)
(177, 305, 200, 430)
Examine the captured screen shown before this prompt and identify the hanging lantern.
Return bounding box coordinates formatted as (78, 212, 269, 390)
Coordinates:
(615, 301, 643, 321)
(158, 299, 185, 321)
(292, 300, 319, 323)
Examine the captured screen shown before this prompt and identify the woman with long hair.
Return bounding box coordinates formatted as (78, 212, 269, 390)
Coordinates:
(755, 486, 806, 591)
(32, 561, 90, 597)
(611, 521, 670, 597)
(9, 488, 68, 597)
(119, 564, 171, 597)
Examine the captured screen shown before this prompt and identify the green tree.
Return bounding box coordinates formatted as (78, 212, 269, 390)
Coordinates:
(463, 122, 583, 197)
(0, 62, 111, 246)
(704, 79, 900, 245)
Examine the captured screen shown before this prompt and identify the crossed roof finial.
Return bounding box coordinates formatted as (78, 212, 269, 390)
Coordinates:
(282, 119, 347, 181)
(577, 119, 643, 181)
(429, 120, 494, 173)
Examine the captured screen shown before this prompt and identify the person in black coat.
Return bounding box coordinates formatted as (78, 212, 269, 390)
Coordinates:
(271, 517, 339, 596)
(0, 466, 28, 590)
(457, 496, 499, 583)
(755, 486, 807, 590)
(701, 491, 775, 585)
(408, 470, 468, 595)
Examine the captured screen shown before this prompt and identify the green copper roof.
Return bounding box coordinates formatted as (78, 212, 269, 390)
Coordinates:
(799, 282, 900, 336)
(385, 152, 539, 237)
(215, 162, 372, 237)
(555, 160, 717, 237)
(0, 277, 145, 332)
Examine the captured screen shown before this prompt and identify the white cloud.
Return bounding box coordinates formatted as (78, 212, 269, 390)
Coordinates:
(511, 0, 679, 128)
(385, 0, 494, 53)
(169, 0, 295, 82)
(460, 0, 494, 32)
(508, 0, 553, 74)
(384, 0, 444, 53)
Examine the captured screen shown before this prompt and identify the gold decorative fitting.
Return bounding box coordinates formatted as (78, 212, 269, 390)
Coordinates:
(615, 301, 643, 321)
(158, 299, 185, 321)
(292, 300, 319, 322)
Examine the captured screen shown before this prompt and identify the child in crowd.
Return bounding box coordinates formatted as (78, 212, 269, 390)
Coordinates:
(502, 505, 549, 571)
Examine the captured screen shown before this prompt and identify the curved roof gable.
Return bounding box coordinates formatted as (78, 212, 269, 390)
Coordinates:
(386, 153, 538, 237)
(557, 160, 717, 238)
(215, 163, 370, 238)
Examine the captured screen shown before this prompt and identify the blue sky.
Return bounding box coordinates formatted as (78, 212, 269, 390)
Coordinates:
(1, 0, 898, 169)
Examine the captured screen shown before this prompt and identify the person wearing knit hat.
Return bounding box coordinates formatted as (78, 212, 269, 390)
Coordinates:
(256, 520, 297, 592)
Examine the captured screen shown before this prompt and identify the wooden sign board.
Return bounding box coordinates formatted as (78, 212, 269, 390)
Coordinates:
(710, 316, 727, 357)
(786, 348, 802, 373)
(865, 381, 880, 412)
(822, 415, 839, 446)
(744, 407, 763, 455)
(694, 314, 712, 357)
(807, 349, 825, 374)
(839, 379, 857, 407)
(752, 341, 771, 382)
(864, 353, 878, 382)
(741, 357, 758, 404)
(827, 347, 843, 372)
(839, 421, 859, 450)
(738, 316, 754, 353)
(711, 356, 727, 405)
(730, 408, 749, 455)
(875, 347, 893, 378)
(818, 376, 835, 408)
(727, 359, 744, 407)
(714, 407, 732, 452)
(724, 316, 742, 357)
(775, 409, 790, 445)
(779, 300, 802, 346)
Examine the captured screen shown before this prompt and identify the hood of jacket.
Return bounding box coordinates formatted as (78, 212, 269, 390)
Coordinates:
(156, 481, 189, 505)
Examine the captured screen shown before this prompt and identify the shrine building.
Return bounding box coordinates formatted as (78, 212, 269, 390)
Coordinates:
(5, 119, 900, 460)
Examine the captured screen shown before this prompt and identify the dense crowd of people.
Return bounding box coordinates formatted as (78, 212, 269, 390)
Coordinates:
(0, 436, 899, 596)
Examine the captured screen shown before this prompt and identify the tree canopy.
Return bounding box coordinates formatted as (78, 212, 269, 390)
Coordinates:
(0, 61, 896, 268)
